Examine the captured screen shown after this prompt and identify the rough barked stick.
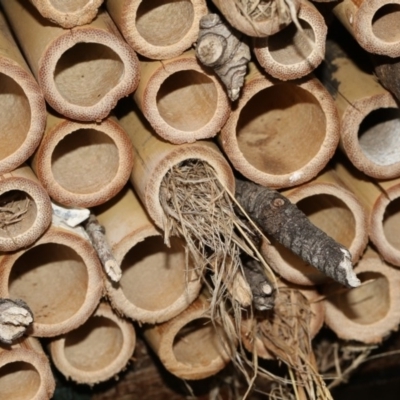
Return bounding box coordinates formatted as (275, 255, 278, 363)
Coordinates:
(0, 298, 33, 344)
(235, 178, 360, 287)
(84, 214, 121, 282)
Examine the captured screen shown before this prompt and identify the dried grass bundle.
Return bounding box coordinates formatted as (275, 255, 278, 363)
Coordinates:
(0, 192, 31, 233)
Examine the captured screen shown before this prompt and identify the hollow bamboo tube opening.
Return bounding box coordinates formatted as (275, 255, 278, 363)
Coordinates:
(32, 116, 133, 208)
(371, 4, 400, 44)
(134, 52, 230, 144)
(253, 0, 326, 80)
(323, 248, 400, 343)
(221, 69, 339, 188)
(0, 227, 103, 337)
(49, 303, 136, 384)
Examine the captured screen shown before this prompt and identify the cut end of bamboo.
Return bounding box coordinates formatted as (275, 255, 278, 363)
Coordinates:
(34, 118, 133, 208)
(136, 53, 230, 144)
(39, 22, 139, 121)
(31, 0, 103, 28)
(220, 71, 340, 189)
(354, 0, 400, 57)
(49, 303, 136, 385)
(0, 226, 103, 337)
(107, 0, 207, 60)
(254, 0, 327, 80)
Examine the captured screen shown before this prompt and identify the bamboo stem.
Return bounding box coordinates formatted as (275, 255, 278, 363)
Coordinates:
(254, 0, 327, 81)
(0, 1, 139, 121)
(0, 11, 46, 175)
(0, 225, 103, 337)
(0, 337, 55, 399)
(332, 0, 400, 57)
(49, 302, 136, 385)
(31, 0, 103, 28)
(0, 165, 52, 252)
(323, 247, 400, 344)
(106, 0, 207, 60)
(133, 50, 230, 144)
(261, 169, 368, 286)
(31, 111, 133, 208)
(143, 294, 234, 380)
(94, 185, 202, 324)
(220, 62, 340, 189)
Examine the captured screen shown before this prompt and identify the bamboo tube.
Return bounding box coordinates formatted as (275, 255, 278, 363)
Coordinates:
(253, 0, 327, 81)
(94, 185, 202, 324)
(0, 165, 52, 252)
(261, 169, 368, 286)
(323, 247, 400, 344)
(220, 63, 339, 189)
(241, 281, 325, 359)
(0, 1, 139, 122)
(49, 302, 135, 384)
(106, 0, 208, 60)
(31, 111, 133, 208)
(133, 50, 230, 144)
(0, 225, 103, 337)
(332, 0, 400, 57)
(211, 0, 300, 37)
(31, 0, 103, 28)
(0, 11, 46, 175)
(0, 337, 55, 400)
(320, 39, 400, 180)
(142, 294, 234, 380)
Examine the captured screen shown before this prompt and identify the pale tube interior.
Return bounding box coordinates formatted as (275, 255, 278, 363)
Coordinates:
(8, 243, 88, 324)
(383, 197, 400, 250)
(330, 272, 390, 325)
(358, 108, 400, 166)
(49, 0, 91, 12)
(0, 190, 36, 239)
(54, 43, 124, 107)
(173, 318, 228, 366)
(64, 316, 123, 372)
(372, 4, 400, 43)
(156, 70, 218, 131)
(0, 74, 31, 161)
(120, 236, 190, 311)
(274, 194, 356, 279)
(51, 129, 119, 195)
(0, 361, 40, 399)
(267, 20, 315, 65)
(236, 84, 326, 175)
(136, 0, 194, 46)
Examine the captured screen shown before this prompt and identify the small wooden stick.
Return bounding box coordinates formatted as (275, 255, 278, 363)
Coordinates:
(0, 298, 33, 344)
(235, 178, 360, 288)
(85, 214, 121, 282)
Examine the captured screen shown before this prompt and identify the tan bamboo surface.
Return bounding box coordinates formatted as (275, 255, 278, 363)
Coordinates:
(0, 1, 139, 122)
(323, 247, 400, 344)
(106, 0, 208, 60)
(220, 63, 340, 189)
(142, 294, 234, 380)
(253, 0, 327, 81)
(0, 11, 46, 176)
(0, 164, 52, 252)
(31, 111, 133, 208)
(332, 0, 400, 57)
(261, 169, 368, 286)
(335, 159, 400, 268)
(133, 50, 230, 144)
(49, 302, 136, 385)
(211, 0, 300, 37)
(241, 280, 325, 359)
(0, 337, 55, 400)
(94, 185, 202, 324)
(31, 0, 103, 28)
(323, 39, 400, 180)
(0, 225, 103, 338)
